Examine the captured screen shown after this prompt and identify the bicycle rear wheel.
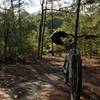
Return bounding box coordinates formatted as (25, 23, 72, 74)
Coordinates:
(63, 59, 69, 84)
(70, 54, 82, 100)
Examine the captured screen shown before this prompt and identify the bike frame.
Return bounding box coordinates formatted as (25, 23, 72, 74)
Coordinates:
(68, 48, 80, 79)
(63, 45, 82, 100)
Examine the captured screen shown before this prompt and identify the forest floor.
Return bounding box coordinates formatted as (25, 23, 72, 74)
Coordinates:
(0, 54, 100, 100)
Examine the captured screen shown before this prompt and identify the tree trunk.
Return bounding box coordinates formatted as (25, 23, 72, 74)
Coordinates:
(18, 0, 22, 55)
(4, 29, 9, 62)
(51, 0, 54, 56)
(4, 10, 9, 62)
(37, 0, 44, 59)
(40, 1, 47, 59)
(75, 0, 81, 46)
(9, 0, 15, 58)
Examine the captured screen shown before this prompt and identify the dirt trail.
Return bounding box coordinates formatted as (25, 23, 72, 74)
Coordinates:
(0, 55, 100, 100)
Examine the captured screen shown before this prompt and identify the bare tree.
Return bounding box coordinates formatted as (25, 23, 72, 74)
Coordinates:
(3, 7, 9, 61)
(37, 0, 45, 59)
(74, 0, 81, 45)
(51, 0, 54, 56)
(18, 0, 22, 54)
(40, 0, 48, 59)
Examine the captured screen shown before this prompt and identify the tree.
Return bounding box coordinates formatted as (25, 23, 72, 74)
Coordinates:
(0, 0, 39, 61)
(37, 0, 45, 59)
(40, 0, 48, 58)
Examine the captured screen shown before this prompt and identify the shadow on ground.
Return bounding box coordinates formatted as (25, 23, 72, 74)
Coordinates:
(0, 55, 99, 100)
(82, 67, 100, 100)
(0, 56, 69, 100)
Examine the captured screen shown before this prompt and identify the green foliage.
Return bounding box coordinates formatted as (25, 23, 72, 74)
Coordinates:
(0, 8, 39, 60)
(61, 13, 75, 33)
(0, 0, 100, 60)
(46, 17, 63, 30)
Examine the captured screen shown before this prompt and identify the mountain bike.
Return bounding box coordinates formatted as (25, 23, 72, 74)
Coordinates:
(51, 30, 100, 100)
(63, 34, 100, 100)
(50, 0, 100, 99)
(63, 36, 82, 100)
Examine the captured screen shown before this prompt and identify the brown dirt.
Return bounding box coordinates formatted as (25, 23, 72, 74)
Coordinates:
(0, 55, 100, 100)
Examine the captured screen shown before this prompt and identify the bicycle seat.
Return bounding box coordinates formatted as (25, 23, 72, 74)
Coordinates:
(50, 31, 69, 45)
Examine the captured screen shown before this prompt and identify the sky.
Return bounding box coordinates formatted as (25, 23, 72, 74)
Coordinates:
(0, 0, 73, 14)
(25, 0, 41, 13)
(25, 0, 73, 14)
(0, 0, 41, 13)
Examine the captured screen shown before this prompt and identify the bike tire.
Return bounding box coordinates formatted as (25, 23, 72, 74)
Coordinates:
(63, 59, 69, 84)
(70, 54, 82, 100)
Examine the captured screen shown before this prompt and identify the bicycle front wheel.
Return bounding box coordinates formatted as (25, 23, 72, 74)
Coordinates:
(70, 54, 82, 100)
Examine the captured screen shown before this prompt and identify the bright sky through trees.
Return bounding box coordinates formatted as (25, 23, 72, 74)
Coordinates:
(25, 0, 73, 13)
(25, 0, 41, 13)
(0, 0, 73, 13)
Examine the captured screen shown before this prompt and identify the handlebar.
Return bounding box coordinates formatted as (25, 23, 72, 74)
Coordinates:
(51, 31, 100, 45)
(64, 34, 100, 39)
(79, 35, 100, 39)
(64, 34, 100, 50)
